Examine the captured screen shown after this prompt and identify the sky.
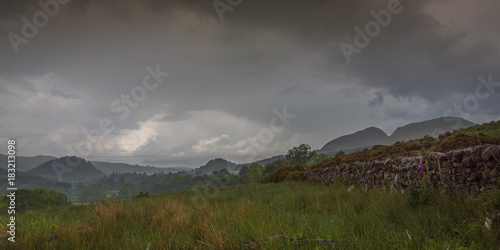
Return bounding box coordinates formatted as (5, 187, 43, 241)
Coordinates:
(1, 0, 499, 168)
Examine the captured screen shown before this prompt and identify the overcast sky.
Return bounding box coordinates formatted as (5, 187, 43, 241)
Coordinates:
(1, 0, 499, 168)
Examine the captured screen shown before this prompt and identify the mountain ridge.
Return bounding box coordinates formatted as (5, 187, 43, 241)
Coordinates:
(28, 156, 106, 184)
(319, 116, 475, 155)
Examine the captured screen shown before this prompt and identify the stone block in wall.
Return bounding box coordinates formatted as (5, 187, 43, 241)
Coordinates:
(462, 156, 474, 168)
(453, 149, 469, 163)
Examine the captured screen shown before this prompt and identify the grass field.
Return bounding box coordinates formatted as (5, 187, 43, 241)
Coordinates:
(1, 181, 499, 249)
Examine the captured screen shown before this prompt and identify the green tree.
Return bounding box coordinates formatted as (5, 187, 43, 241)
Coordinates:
(118, 182, 138, 199)
(193, 181, 205, 191)
(73, 185, 106, 203)
(248, 162, 264, 183)
(238, 165, 249, 176)
(286, 144, 316, 165)
(335, 151, 346, 157)
(308, 153, 328, 165)
(263, 159, 287, 176)
(2, 189, 68, 212)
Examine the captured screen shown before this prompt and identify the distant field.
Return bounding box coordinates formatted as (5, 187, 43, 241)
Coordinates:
(1, 181, 499, 249)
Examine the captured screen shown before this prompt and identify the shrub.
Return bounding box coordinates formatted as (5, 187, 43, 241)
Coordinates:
(262, 164, 304, 183)
(1, 189, 68, 212)
(407, 178, 437, 208)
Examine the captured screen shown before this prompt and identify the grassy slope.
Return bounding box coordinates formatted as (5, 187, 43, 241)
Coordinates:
(1, 182, 499, 249)
(456, 120, 500, 137)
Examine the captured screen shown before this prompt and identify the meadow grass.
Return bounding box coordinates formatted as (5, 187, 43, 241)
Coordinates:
(1, 181, 499, 249)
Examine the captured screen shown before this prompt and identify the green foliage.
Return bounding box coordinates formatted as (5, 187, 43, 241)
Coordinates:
(307, 153, 329, 165)
(481, 189, 500, 228)
(455, 120, 500, 137)
(407, 179, 437, 208)
(118, 182, 138, 199)
(263, 159, 287, 176)
(286, 144, 316, 165)
(334, 151, 345, 157)
(248, 162, 264, 183)
(238, 165, 249, 176)
(73, 184, 107, 203)
(0, 189, 67, 212)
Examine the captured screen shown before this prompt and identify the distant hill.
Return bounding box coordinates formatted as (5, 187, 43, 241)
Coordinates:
(319, 127, 389, 154)
(0, 170, 72, 195)
(0, 154, 56, 172)
(90, 161, 188, 175)
(194, 158, 238, 175)
(28, 156, 106, 183)
(389, 117, 475, 142)
(238, 155, 286, 168)
(319, 117, 475, 155)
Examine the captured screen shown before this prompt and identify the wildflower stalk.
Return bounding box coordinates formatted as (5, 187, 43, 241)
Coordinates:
(438, 159, 442, 180)
(419, 154, 424, 174)
(425, 160, 431, 184)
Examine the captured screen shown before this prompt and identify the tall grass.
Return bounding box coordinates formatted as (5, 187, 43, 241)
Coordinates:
(1, 182, 499, 249)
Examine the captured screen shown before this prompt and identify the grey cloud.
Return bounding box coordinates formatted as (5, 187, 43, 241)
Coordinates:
(368, 92, 384, 107)
(1, 0, 499, 165)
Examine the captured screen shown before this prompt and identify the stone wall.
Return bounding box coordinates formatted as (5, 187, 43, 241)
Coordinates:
(303, 145, 500, 193)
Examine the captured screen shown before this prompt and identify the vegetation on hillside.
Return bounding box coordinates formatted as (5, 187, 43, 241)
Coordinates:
(455, 120, 500, 137)
(307, 122, 500, 171)
(263, 120, 500, 181)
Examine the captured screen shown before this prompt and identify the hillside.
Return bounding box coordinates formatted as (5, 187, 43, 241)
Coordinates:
(90, 161, 188, 175)
(28, 156, 106, 183)
(455, 120, 500, 137)
(0, 170, 72, 195)
(319, 117, 475, 155)
(239, 155, 286, 168)
(194, 158, 238, 175)
(389, 116, 475, 142)
(319, 127, 389, 154)
(0, 154, 55, 172)
(308, 121, 500, 171)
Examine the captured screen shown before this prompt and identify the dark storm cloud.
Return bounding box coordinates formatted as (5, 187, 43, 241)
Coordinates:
(1, 0, 499, 166)
(368, 92, 384, 107)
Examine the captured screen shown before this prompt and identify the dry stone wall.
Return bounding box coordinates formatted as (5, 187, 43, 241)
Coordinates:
(303, 145, 500, 193)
